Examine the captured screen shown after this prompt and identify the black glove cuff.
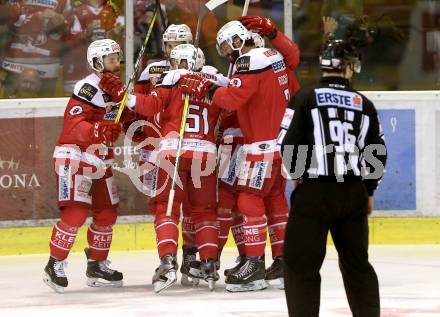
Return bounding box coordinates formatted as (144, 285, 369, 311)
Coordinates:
(207, 85, 219, 100)
(267, 29, 278, 40)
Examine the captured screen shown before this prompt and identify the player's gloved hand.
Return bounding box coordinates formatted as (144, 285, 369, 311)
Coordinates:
(179, 73, 213, 99)
(120, 110, 144, 143)
(99, 72, 126, 103)
(91, 121, 122, 144)
(239, 15, 277, 39)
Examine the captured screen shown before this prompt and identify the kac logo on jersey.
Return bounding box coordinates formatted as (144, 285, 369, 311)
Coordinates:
(229, 78, 242, 88)
(315, 88, 363, 111)
(69, 105, 83, 116)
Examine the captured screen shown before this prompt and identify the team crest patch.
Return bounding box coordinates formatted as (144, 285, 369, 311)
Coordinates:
(69, 105, 83, 116)
(78, 83, 97, 101)
(229, 78, 242, 88)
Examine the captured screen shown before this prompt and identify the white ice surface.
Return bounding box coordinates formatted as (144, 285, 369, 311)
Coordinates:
(0, 245, 439, 317)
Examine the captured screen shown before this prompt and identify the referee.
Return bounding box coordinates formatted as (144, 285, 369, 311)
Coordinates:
(280, 39, 387, 317)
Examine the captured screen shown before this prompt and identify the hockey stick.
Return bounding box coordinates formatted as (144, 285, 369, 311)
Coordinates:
(114, 5, 159, 124)
(166, 0, 229, 217)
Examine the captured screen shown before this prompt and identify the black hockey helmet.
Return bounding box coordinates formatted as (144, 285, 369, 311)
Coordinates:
(319, 39, 361, 73)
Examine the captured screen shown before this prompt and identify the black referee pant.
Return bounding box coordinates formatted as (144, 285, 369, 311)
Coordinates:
(283, 179, 380, 317)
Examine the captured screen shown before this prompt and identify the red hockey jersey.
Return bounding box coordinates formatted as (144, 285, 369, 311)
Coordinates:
(134, 68, 224, 159)
(212, 47, 290, 161)
(54, 73, 119, 166)
(218, 31, 301, 147)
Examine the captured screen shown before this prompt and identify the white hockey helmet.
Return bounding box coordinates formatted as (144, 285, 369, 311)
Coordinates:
(252, 32, 265, 48)
(195, 48, 206, 71)
(163, 24, 193, 44)
(216, 20, 251, 56)
(87, 39, 121, 72)
(169, 44, 198, 70)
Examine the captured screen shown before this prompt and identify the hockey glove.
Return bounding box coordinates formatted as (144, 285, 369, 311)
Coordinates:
(91, 121, 122, 144)
(99, 72, 126, 103)
(239, 15, 277, 39)
(179, 73, 213, 99)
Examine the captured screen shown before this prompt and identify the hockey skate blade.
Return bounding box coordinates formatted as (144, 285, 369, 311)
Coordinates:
(226, 279, 268, 293)
(207, 279, 216, 291)
(86, 277, 123, 288)
(266, 277, 285, 290)
(181, 273, 200, 287)
(153, 271, 177, 294)
(43, 273, 65, 294)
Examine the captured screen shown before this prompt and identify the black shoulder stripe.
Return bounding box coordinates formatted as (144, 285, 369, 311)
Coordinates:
(72, 94, 103, 110)
(154, 84, 174, 89)
(235, 65, 272, 75)
(137, 79, 151, 84)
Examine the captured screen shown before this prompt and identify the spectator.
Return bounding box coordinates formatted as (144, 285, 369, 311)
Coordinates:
(1, 0, 68, 97)
(8, 68, 43, 98)
(62, 0, 122, 94)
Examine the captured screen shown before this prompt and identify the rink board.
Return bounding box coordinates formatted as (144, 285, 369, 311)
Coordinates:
(0, 92, 440, 254)
(0, 218, 439, 256)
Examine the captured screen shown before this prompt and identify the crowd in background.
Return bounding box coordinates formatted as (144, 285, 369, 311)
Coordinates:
(0, 0, 438, 99)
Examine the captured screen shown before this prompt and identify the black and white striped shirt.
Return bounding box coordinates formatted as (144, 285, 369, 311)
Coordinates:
(280, 76, 387, 195)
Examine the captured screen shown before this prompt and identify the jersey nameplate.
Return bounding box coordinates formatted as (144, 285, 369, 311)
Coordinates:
(315, 88, 363, 111)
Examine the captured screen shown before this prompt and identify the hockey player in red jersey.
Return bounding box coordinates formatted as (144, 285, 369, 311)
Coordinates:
(101, 44, 225, 293)
(43, 39, 124, 293)
(132, 24, 198, 286)
(132, 24, 193, 202)
(214, 17, 301, 290)
(180, 20, 293, 292)
(133, 25, 228, 287)
(179, 47, 229, 287)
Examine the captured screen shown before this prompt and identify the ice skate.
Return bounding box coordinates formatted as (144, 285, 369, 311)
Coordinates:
(43, 256, 68, 293)
(153, 254, 178, 293)
(85, 248, 123, 287)
(224, 255, 246, 277)
(265, 256, 284, 289)
(181, 248, 200, 286)
(225, 258, 268, 292)
(200, 259, 219, 291)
